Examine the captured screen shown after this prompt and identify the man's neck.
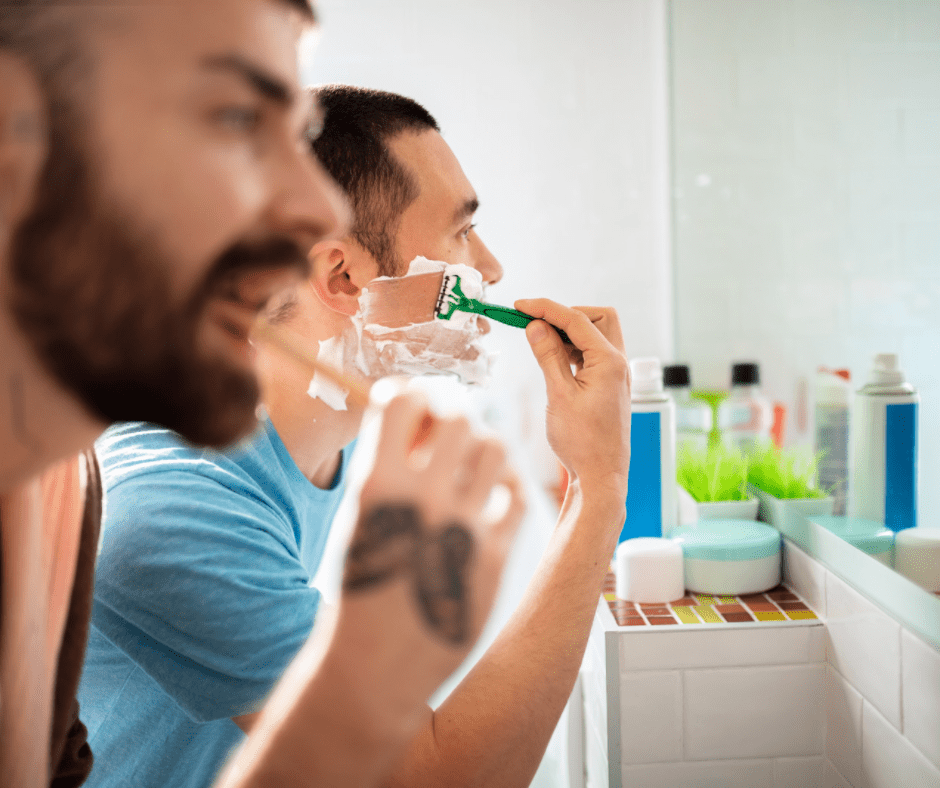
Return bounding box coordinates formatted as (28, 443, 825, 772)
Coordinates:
(266, 389, 365, 490)
(0, 308, 105, 494)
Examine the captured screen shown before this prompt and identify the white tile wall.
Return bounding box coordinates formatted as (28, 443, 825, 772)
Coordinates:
(619, 624, 824, 672)
(585, 722, 608, 788)
(900, 629, 940, 772)
(825, 573, 902, 729)
(825, 666, 863, 788)
(621, 759, 773, 788)
(582, 605, 610, 788)
(790, 542, 940, 788)
(618, 672, 683, 765)
(782, 541, 827, 617)
(824, 760, 854, 788)
(590, 541, 940, 788)
(773, 756, 824, 788)
(684, 665, 825, 760)
(861, 700, 940, 788)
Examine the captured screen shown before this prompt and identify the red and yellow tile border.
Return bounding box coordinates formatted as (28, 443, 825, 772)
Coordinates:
(602, 571, 819, 627)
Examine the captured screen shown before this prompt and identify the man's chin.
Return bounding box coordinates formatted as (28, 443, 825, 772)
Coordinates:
(76, 363, 262, 449)
(358, 325, 493, 387)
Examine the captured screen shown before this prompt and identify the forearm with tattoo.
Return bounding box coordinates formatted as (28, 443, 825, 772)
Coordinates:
(343, 506, 474, 646)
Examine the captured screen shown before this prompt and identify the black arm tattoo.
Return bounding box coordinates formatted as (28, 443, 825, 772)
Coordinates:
(343, 505, 475, 646)
(343, 505, 420, 591)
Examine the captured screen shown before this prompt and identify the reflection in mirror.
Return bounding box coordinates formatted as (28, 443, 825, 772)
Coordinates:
(669, 0, 940, 594)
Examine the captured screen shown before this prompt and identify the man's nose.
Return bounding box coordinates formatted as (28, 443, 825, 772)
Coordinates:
(473, 237, 503, 286)
(271, 147, 352, 254)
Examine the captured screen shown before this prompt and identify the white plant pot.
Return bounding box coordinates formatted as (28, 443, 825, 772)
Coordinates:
(753, 488, 834, 529)
(695, 497, 760, 522)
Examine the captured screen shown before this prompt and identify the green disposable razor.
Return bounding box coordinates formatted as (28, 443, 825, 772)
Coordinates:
(435, 274, 572, 345)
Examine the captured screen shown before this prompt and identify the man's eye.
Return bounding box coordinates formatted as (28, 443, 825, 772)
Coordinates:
(215, 106, 261, 133)
(461, 223, 477, 240)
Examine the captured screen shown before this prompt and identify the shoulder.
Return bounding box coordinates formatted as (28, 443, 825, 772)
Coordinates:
(95, 422, 287, 514)
(95, 423, 296, 550)
(96, 422, 245, 489)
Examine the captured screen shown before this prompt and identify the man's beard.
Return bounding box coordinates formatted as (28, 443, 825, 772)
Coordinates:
(6, 115, 309, 448)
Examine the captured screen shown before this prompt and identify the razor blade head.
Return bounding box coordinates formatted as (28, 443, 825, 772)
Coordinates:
(434, 273, 463, 320)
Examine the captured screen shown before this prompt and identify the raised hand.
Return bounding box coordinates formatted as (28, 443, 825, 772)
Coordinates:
(333, 394, 525, 716)
(514, 298, 631, 502)
(215, 391, 524, 788)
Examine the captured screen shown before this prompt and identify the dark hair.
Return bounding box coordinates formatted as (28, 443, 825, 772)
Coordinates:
(0, 1, 315, 89)
(310, 84, 440, 276)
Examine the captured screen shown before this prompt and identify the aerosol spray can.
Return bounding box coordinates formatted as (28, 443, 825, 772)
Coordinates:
(815, 368, 852, 516)
(848, 353, 918, 531)
(620, 357, 677, 542)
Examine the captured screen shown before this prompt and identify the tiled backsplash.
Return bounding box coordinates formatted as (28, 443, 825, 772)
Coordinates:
(582, 543, 940, 787)
(585, 593, 827, 787)
(784, 541, 940, 788)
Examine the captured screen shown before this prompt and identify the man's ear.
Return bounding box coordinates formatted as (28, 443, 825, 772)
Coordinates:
(309, 242, 379, 317)
(0, 52, 48, 230)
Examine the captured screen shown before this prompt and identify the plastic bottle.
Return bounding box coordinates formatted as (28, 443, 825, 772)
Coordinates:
(815, 368, 852, 516)
(620, 357, 677, 542)
(848, 353, 918, 531)
(663, 364, 712, 451)
(717, 362, 773, 454)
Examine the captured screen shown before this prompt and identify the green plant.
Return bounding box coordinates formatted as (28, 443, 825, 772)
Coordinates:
(676, 442, 750, 503)
(746, 441, 828, 499)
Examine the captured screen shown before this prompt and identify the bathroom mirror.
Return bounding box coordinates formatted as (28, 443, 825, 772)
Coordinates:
(669, 0, 940, 599)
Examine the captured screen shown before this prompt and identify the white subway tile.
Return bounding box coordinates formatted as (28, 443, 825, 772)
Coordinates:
(621, 760, 773, 788)
(825, 573, 901, 729)
(685, 665, 825, 760)
(901, 629, 940, 772)
(618, 624, 824, 672)
(824, 760, 854, 788)
(773, 756, 824, 788)
(585, 720, 609, 788)
(782, 541, 827, 616)
(861, 700, 940, 788)
(619, 671, 683, 765)
(825, 667, 863, 788)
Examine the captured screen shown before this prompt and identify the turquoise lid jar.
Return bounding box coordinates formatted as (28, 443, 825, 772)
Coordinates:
(810, 515, 894, 564)
(668, 520, 782, 595)
(669, 520, 781, 561)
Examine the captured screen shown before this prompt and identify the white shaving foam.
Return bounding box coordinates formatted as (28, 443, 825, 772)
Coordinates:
(352, 256, 494, 386)
(306, 336, 349, 411)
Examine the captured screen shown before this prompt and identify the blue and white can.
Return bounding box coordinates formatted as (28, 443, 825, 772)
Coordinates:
(620, 358, 677, 542)
(848, 354, 918, 532)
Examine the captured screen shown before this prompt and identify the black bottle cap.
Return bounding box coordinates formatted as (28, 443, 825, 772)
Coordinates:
(731, 362, 760, 386)
(663, 364, 691, 387)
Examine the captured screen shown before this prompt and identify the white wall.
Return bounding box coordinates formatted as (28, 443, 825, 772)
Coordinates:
(670, 0, 940, 525)
(306, 0, 674, 484)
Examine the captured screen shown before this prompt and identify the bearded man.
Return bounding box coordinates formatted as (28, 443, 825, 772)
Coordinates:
(0, 3, 521, 787)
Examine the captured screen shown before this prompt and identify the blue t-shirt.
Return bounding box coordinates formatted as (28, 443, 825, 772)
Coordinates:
(79, 419, 353, 788)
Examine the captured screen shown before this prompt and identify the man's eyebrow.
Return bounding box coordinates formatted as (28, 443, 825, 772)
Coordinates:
(452, 197, 480, 226)
(200, 54, 294, 107)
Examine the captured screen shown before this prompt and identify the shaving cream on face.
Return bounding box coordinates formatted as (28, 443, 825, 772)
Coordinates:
(353, 256, 494, 386)
(306, 336, 349, 411)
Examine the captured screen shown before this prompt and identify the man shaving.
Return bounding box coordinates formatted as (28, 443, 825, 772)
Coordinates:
(81, 85, 632, 788)
(0, 3, 521, 787)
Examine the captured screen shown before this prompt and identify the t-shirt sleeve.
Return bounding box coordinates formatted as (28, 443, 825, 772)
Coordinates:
(92, 469, 320, 723)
